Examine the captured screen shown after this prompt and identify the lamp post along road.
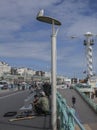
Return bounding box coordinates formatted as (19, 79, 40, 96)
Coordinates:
(36, 9, 61, 130)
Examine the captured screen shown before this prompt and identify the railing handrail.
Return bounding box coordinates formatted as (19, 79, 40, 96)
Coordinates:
(57, 92, 86, 130)
(74, 85, 97, 113)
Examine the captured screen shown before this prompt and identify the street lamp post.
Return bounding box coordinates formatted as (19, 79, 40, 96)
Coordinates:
(36, 9, 61, 130)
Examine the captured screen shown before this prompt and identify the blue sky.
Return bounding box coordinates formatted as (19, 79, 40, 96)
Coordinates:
(0, 0, 97, 78)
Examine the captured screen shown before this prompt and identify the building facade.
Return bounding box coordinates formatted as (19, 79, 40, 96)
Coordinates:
(0, 61, 11, 77)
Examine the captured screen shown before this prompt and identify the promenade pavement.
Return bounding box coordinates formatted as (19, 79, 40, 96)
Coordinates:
(1, 113, 51, 130)
(58, 88, 97, 130)
(93, 97, 97, 104)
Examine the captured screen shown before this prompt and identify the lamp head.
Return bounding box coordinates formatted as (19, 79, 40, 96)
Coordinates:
(36, 9, 44, 18)
(36, 9, 61, 25)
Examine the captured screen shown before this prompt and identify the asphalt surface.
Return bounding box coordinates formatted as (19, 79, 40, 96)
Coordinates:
(58, 88, 97, 130)
(0, 89, 51, 130)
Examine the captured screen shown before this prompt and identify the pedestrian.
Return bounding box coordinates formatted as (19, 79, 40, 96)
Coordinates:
(32, 95, 39, 112)
(33, 91, 49, 114)
(42, 82, 51, 97)
(72, 96, 76, 107)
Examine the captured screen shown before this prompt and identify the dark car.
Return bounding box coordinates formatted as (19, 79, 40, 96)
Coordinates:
(0, 81, 8, 90)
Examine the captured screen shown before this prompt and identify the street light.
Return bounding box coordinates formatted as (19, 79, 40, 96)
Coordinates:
(36, 9, 61, 130)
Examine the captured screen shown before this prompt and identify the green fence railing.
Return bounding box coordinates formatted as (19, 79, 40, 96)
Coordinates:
(57, 92, 86, 130)
(74, 85, 97, 113)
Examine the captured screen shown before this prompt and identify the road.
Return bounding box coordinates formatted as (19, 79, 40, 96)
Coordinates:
(0, 90, 29, 116)
(0, 89, 51, 130)
(58, 88, 97, 130)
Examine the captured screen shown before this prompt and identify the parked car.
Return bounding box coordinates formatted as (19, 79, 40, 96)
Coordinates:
(60, 85, 67, 89)
(0, 80, 8, 90)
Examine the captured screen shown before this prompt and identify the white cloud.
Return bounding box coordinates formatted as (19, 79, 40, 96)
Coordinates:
(0, 41, 51, 60)
(0, 0, 97, 77)
(66, 17, 97, 36)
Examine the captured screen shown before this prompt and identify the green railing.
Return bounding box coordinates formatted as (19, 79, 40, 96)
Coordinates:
(57, 92, 86, 130)
(74, 85, 97, 113)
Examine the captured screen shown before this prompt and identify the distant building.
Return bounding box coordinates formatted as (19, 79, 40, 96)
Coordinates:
(89, 76, 97, 88)
(0, 61, 11, 76)
(45, 71, 51, 77)
(11, 67, 18, 75)
(35, 71, 45, 76)
(17, 67, 36, 76)
(57, 75, 71, 85)
(0, 61, 72, 87)
(71, 78, 78, 84)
